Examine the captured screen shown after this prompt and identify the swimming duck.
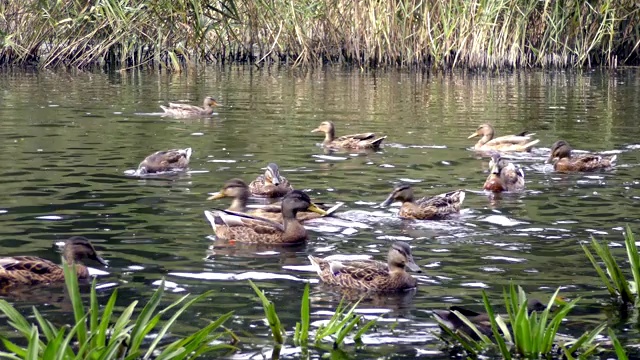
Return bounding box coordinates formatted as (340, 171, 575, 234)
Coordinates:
(248, 163, 293, 198)
(134, 148, 192, 175)
(311, 121, 386, 150)
(546, 140, 617, 172)
(160, 96, 219, 117)
(308, 241, 421, 292)
(379, 184, 465, 220)
(434, 297, 561, 340)
(204, 190, 327, 244)
(0, 236, 107, 289)
(468, 124, 539, 152)
(207, 178, 339, 222)
(483, 153, 525, 192)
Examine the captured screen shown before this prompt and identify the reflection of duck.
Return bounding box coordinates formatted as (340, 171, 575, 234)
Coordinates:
(0, 237, 107, 290)
(204, 190, 327, 244)
(547, 140, 617, 172)
(483, 153, 525, 192)
(434, 297, 561, 340)
(207, 178, 338, 222)
(308, 242, 421, 292)
(468, 124, 539, 152)
(160, 96, 219, 117)
(248, 163, 293, 198)
(380, 184, 465, 220)
(311, 121, 386, 150)
(135, 148, 192, 175)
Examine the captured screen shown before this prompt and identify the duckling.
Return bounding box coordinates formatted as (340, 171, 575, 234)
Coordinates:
(434, 298, 562, 340)
(308, 241, 421, 292)
(248, 163, 293, 198)
(204, 190, 327, 244)
(468, 124, 539, 152)
(0, 236, 107, 289)
(311, 121, 386, 150)
(380, 184, 465, 220)
(546, 140, 617, 172)
(134, 148, 192, 175)
(207, 178, 336, 222)
(483, 153, 525, 192)
(160, 96, 219, 117)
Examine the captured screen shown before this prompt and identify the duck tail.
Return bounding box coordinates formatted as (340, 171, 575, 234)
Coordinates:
(521, 139, 540, 151)
(324, 202, 344, 216)
(456, 190, 466, 205)
(307, 255, 324, 275)
(370, 136, 387, 148)
(609, 154, 618, 166)
(182, 148, 193, 161)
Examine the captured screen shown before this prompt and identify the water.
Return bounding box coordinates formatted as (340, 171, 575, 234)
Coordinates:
(1, 67, 640, 358)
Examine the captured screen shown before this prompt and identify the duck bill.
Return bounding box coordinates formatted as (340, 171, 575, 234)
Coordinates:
(311, 127, 322, 133)
(545, 154, 556, 164)
(207, 192, 226, 200)
(380, 194, 395, 207)
(307, 202, 328, 216)
(467, 131, 479, 139)
(406, 260, 421, 273)
(95, 256, 109, 267)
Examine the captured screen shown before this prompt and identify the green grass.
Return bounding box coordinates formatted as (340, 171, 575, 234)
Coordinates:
(0, 260, 236, 360)
(1, 0, 639, 70)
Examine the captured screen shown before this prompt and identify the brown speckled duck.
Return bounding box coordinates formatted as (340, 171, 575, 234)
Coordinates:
(468, 124, 539, 152)
(248, 163, 293, 198)
(483, 153, 525, 192)
(308, 241, 421, 292)
(311, 121, 386, 150)
(0, 237, 107, 290)
(207, 178, 339, 222)
(160, 96, 219, 117)
(546, 140, 617, 172)
(204, 190, 327, 245)
(134, 148, 192, 175)
(380, 184, 465, 220)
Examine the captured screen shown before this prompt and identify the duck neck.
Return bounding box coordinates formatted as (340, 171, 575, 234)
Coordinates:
(281, 215, 307, 243)
(324, 128, 335, 144)
(63, 251, 89, 278)
(228, 194, 249, 212)
(477, 134, 492, 146)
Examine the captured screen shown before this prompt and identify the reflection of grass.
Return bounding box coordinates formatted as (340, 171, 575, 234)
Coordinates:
(436, 284, 606, 359)
(0, 260, 236, 360)
(249, 281, 377, 357)
(582, 225, 640, 307)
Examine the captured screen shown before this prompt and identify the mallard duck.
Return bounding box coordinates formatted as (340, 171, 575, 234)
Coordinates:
(379, 184, 465, 220)
(468, 124, 539, 152)
(134, 148, 192, 175)
(483, 153, 525, 192)
(311, 121, 386, 150)
(308, 241, 421, 292)
(207, 178, 338, 222)
(204, 190, 327, 244)
(0, 236, 107, 290)
(160, 96, 219, 117)
(434, 298, 562, 340)
(248, 163, 293, 198)
(546, 140, 617, 172)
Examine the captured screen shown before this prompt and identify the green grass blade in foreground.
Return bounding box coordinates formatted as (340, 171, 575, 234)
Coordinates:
(481, 290, 511, 359)
(63, 259, 87, 348)
(623, 225, 640, 305)
(248, 280, 284, 344)
(294, 283, 310, 346)
(25, 326, 38, 360)
(564, 322, 606, 356)
(609, 327, 629, 360)
(582, 240, 620, 298)
(128, 278, 166, 354)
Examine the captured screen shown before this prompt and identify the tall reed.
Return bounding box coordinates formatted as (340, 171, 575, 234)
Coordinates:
(0, 1, 638, 70)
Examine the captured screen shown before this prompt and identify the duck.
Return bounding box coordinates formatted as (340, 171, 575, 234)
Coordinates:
(207, 178, 339, 222)
(483, 153, 525, 192)
(0, 236, 107, 290)
(468, 124, 539, 152)
(546, 140, 617, 172)
(160, 96, 219, 117)
(134, 148, 192, 175)
(311, 121, 386, 150)
(379, 184, 465, 220)
(433, 297, 562, 340)
(204, 190, 327, 244)
(308, 241, 421, 292)
(248, 163, 293, 198)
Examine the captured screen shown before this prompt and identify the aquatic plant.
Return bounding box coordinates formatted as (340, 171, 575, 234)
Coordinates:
(435, 284, 606, 359)
(582, 225, 640, 307)
(0, 260, 236, 360)
(1, 0, 639, 70)
(249, 280, 377, 356)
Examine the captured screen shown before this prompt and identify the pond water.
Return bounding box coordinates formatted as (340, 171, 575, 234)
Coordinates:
(1, 67, 639, 358)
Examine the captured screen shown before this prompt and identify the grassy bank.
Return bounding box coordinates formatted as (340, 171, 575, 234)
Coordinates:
(0, 0, 638, 70)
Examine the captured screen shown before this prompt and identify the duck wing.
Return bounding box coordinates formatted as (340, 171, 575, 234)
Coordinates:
(213, 209, 285, 233)
(334, 133, 376, 142)
(0, 256, 58, 275)
(485, 135, 534, 146)
(575, 154, 616, 169)
(416, 190, 465, 208)
(138, 148, 192, 173)
(166, 102, 205, 111)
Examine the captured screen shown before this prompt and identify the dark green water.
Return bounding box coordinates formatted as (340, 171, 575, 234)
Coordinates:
(1, 67, 639, 358)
